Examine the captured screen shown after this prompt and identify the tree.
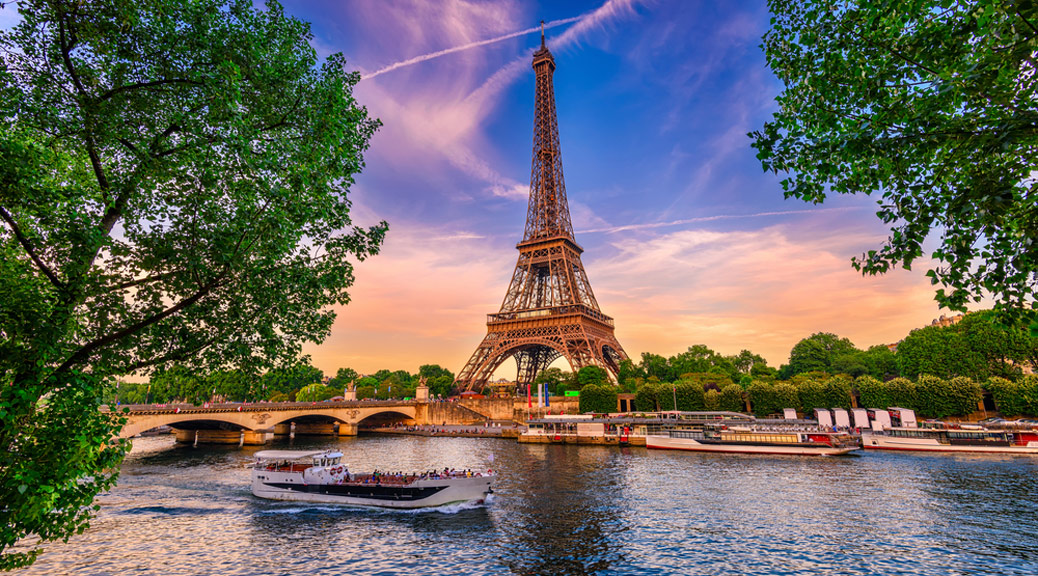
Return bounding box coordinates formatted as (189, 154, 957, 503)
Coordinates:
(794, 377, 828, 413)
(915, 375, 982, 419)
(576, 365, 608, 389)
(823, 375, 854, 410)
(639, 353, 675, 383)
(673, 380, 706, 411)
(669, 345, 717, 377)
(634, 381, 667, 412)
(578, 384, 618, 414)
(534, 367, 568, 396)
(727, 350, 769, 376)
(787, 333, 859, 377)
(296, 383, 337, 403)
(855, 375, 890, 409)
(329, 367, 359, 391)
(986, 375, 1038, 417)
(861, 345, 898, 381)
(206, 369, 256, 402)
(897, 311, 1038, 380)
(748, 381, 782, 417)
(260, 363, 324, 399)
(719, 384, 749, 413)
(418, 364, 455, 398)
(0, 1, 385, 567)
(616, 358, 645, 389)
(886, 377, 919, 412)
(753, 0, 1038, 324)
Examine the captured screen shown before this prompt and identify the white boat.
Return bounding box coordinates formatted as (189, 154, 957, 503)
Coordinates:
(251, 450, 494, 509)
(862, 426, 1038, 454)
(647, 426, 860, 456)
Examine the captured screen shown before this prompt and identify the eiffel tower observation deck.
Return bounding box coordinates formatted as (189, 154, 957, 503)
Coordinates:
(455, 28, 629, 391)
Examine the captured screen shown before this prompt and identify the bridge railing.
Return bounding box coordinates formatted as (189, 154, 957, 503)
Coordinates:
(106, 399, 418, 414)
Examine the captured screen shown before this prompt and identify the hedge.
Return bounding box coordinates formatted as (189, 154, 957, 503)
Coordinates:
(578, 384, 618, 414)
(986, 375, 1038, 417)
(719, 384, 747, 413)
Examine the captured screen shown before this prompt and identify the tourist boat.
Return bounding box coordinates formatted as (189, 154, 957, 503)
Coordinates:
(251, 450, 494, 508)
(646, 426, 861, 456)
(862, 425, 1038, 454)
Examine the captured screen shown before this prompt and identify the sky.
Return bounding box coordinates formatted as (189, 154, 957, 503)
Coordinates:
(3, 1, 951, 379)
(272, 0, 951, 379)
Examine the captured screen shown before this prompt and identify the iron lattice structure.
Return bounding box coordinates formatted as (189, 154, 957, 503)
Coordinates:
(455, 33, 628, 391)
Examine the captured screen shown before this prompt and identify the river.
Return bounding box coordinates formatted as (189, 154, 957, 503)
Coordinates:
(16, 434, 1038, 575)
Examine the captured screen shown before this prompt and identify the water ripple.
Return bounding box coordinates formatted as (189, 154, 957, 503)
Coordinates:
(15, 435, 1038, 576)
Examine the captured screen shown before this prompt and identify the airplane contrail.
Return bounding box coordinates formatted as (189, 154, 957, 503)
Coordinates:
(576, 208, 861, 235)
(363, 16, 583, 80)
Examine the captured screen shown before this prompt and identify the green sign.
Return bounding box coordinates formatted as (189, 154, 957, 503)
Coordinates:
(564, 391, 580, 397)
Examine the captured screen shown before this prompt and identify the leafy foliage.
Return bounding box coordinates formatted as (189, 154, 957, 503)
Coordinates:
(753, 0, 1038, 321)
(824, 375, 854, 410)
(886, 378, 919, 412)
(578, 384, 618, 414)
(915, 375, 982, 418)
(295, 384, 338, 403)
(0, 373, 129, 570)
(634, 382, 667, 412)
(786, 333, 860, 377)
(985, 375, 1038, 417)
(794, 377, 827, 412)
(674, 380, 706, 411)
(855, 375, 890, 409)
(897, 312, 1038, 380)
(748, 381, 784, 417)
(719, 384, 748, 413)
(0, 0, 383, 566)
(576, 366, 608, 389)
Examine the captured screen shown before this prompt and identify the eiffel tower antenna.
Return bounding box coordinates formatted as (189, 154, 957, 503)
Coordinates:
(455, 33, 628, 392)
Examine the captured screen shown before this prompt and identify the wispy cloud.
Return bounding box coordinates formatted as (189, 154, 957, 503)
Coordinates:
(578, 207, 861, 235)
(363, 16, 583, 80)
(357, 0, 648, 206)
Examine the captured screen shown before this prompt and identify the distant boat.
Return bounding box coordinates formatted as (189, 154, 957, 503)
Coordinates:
(251, 450, 494, 509)
(862, 425, 1038, 454)
(647, 425, 861, 456)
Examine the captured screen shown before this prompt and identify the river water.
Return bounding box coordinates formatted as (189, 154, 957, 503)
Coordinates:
(16, 434, 1038, 575)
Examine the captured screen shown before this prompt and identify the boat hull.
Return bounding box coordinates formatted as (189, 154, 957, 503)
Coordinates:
(251, 472, 493, 509)
(862, 432, 1038, 454)
(646, 435, 859, 456)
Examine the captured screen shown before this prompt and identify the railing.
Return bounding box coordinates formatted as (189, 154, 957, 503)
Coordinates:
(488, 304, 614, 326)
(105, 399, 417, 415)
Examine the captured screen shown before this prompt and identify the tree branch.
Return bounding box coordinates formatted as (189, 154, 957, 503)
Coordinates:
(55, 276, 227, 374)
(0, 206, 65, 291)
(97, 78, 202, 102)
(118, 335, 219, 374)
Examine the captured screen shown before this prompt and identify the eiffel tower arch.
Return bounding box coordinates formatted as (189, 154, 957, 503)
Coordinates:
(455, 30, 628, 391)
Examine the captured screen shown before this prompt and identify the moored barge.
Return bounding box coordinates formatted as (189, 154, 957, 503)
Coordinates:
(862, 426, 1038, 454)
(647, 426, 861, 456)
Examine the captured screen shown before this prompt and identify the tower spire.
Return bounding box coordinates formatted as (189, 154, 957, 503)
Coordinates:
(454, 35, 628, 392)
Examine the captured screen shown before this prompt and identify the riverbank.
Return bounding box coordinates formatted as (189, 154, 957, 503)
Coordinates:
(366, 423, 521, 439)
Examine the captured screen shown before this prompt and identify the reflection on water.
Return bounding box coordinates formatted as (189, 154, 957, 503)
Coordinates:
(16, 435, 1038, 576)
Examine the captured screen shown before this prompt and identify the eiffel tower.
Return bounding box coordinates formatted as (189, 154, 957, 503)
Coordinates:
(455, 29, 628, 391)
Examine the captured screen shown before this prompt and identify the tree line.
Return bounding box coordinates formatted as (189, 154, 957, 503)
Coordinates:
(116, 363, 456, 405)
(573, 311, 1038, 417)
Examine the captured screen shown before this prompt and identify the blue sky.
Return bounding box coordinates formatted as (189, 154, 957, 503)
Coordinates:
(1, 0, 950, 377)
(274, 0, 947, 378)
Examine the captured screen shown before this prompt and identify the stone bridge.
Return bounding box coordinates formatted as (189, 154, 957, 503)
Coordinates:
(113, 398, 519, 445)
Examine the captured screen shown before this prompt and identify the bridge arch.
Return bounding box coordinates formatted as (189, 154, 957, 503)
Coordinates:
(118, 403, 420, 440)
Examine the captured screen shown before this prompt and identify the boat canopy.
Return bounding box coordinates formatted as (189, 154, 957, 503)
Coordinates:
(254, 450, 336, 461)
